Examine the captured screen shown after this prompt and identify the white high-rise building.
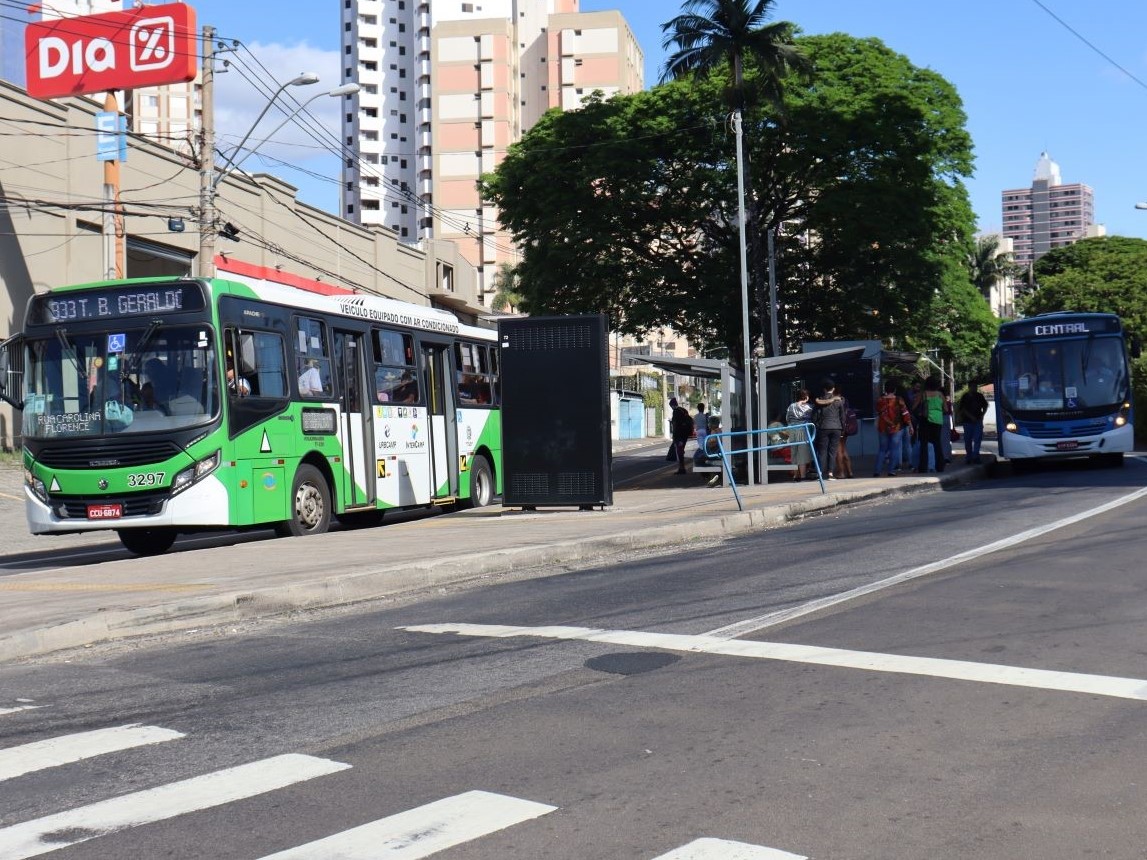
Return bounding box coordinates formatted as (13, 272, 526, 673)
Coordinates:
(341, 0, 642, 303)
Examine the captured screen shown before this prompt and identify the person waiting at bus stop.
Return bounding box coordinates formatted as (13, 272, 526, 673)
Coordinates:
(956, 382, 989, 464)
(916, 376, 946, 474)
(668, 397, 693, 475)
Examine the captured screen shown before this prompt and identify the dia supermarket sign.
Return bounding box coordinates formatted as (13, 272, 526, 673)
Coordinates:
(25, 3, 198, 99)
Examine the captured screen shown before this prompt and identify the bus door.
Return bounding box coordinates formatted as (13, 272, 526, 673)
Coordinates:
(420, 341, 459, 501)
(333, 329, 375, 508)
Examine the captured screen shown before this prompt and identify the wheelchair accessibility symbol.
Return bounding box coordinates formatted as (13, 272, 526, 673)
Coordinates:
(107, 333, 126, 353)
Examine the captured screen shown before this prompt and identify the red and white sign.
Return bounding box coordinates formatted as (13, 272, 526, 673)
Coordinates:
(25, 3, 198, 99)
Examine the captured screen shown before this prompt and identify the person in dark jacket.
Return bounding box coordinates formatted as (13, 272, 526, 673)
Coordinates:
(668, 397, 694, 475)
(813, 380, 846, 480)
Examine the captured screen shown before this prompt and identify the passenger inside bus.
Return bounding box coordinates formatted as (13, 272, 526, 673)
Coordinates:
(376, 368, 418, 403)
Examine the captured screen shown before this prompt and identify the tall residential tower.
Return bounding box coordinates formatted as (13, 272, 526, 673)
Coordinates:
(1001, 152, 1101, 267)
(341, 0, 643, 303)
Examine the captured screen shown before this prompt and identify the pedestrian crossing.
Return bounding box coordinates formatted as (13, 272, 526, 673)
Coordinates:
(0, 711, 807, 859)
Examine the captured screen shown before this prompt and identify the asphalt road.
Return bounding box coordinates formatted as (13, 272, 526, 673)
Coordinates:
(2, 455, 1146, 858)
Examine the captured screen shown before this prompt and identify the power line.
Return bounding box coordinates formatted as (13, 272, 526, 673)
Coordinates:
(1028, 0, 1147, 93)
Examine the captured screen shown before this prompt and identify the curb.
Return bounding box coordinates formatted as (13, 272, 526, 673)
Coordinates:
(0, 468, 979, 663)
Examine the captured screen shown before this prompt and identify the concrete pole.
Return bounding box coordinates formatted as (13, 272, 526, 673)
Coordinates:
(198, 26, 217, 278)
(733, 110, 755, 485)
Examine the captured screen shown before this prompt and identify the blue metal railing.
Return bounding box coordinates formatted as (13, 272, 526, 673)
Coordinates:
(702, 422, 825, 510)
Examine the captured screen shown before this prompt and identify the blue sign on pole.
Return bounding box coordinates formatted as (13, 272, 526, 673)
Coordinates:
(95, 112, 127, 163)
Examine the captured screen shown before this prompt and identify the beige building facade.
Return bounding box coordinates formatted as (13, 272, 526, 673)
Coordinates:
(0, 81, 483, 449)
(342, 0, 643, 304)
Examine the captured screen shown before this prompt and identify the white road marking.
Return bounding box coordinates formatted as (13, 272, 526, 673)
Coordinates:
(403, 623, 1147, 702)
(0, 705, 44, 716)
(0, 753, 350, 859)
(707, 484, 1147, 638)
(652, 838, 806, 859)
(255, 789, 556, 859)
(0, 724, 185, 782)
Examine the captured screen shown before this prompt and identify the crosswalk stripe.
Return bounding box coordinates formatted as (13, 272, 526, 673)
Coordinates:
(0, 724, 185, 782)
(0, 753, 351, 859)
(403, 623, 1147, 702)
(255, 790, 557, 859)
(0, 705, 44, 716)
(652, 838, 806, 859)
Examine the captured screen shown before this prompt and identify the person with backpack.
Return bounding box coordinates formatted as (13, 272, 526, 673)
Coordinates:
(916, 376, 946, 474)
(813, 379, 846, 480)
(668, 397, 694, 475)
(874, 379, 913, 477)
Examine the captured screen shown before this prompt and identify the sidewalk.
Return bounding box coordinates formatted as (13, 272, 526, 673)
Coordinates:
(0, 447, 989, 663)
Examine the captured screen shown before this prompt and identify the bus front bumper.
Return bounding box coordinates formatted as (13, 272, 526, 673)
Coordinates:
(1000, 423, 1133, 460)
(26, 474, 230, 535)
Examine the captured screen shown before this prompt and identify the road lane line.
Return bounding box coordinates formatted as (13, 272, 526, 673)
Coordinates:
(706, 484, 1147, 639)
(254, 789, 555, 859)
(0, 724, 185, 782)
(0, 753, 351, 859)
(403, 623, 1147, 702)
(653, 838, 806, 859)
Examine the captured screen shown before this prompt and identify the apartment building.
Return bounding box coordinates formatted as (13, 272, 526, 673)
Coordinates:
(341, 0, 643, 303)
(1001, 151, 1101, 267)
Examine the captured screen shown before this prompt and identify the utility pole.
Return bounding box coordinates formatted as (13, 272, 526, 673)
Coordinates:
(198, 26, 216, 278)
(101, 91, 123, 280)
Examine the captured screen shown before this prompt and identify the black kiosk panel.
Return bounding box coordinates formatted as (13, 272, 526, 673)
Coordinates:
(498, 314, 612, 507)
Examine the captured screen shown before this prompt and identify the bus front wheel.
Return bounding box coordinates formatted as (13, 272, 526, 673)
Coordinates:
(463, 455, 495, 509)
(118, 528, 178, 556)
(276, 464, 331, 537)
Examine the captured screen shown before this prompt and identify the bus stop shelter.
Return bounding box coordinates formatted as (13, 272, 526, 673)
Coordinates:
(644, 345, 868, 483)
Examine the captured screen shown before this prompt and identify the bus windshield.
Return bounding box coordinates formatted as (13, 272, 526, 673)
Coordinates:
(997, 335, 1128, 413)
(21, 324, 219, 439)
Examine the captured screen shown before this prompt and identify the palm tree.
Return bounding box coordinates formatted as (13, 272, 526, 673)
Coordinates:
(489, 262, 523, 313)
(968, 234, 1014, 306)
(660, 0, 809, 111)
(661, 0, 810, 362)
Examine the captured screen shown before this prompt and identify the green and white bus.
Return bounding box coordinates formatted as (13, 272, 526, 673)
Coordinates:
(0, 275, 501, 555)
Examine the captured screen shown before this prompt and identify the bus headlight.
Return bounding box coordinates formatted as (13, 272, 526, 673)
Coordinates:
(26, 472, 48, 504)
(1114, 401, 1131, 428)
(170, 449, 221, 496)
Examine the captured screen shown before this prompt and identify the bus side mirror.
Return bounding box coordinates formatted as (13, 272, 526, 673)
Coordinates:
(0, 334, 25, 410)
(1131, 337, 1142, 360)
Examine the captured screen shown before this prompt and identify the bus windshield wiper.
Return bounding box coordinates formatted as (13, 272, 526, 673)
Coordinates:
(123, 318, 163, 376)
(54, 327, 82, 378)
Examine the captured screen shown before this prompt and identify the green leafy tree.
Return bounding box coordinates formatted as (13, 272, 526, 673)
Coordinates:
(482, 33, 979, 363)
(1022, 236, 1147, 337)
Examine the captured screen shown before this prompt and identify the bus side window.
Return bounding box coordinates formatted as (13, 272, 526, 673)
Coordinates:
(295, 317, 332, 399)
(374, 330, 418, 403)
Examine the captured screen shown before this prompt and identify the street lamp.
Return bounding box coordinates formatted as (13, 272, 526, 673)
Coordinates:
(214, 72, 320, 183)
(1135, 202, 1147, 210)
(215, 81, 361, 186)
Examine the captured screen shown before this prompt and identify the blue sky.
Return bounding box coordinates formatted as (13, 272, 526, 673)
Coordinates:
(193, 0, 1147, 241)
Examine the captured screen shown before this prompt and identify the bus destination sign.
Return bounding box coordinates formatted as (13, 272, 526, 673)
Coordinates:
(999, 314, 1122, 341)
(29, 284, 205, 325)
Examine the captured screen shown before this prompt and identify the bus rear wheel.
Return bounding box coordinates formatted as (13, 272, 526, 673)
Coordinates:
(276, 464, 331, 537)
(117, 528, 178, 556)
(462, 455, 495, 509)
